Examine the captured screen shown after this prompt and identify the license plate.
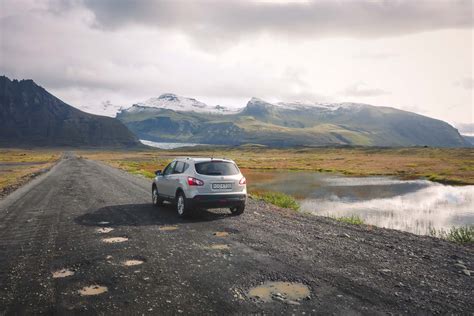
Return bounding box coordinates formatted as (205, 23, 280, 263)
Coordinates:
(212, 183, 232, 190)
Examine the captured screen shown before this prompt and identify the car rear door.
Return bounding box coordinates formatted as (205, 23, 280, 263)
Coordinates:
(159, 161, 176, 197)
(165, 161, 187, 197)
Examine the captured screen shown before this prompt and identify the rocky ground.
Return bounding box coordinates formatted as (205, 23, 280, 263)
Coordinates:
(0, 154, 472, 314)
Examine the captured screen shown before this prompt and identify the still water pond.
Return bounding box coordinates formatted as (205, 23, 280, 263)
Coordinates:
(245, 170, 474, 235)
(140, 140, 208, 149)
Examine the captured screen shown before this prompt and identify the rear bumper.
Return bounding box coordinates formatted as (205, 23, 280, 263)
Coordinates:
(186, 194, 247, 209)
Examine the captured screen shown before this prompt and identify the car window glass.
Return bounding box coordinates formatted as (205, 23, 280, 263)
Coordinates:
(163, 161, 176, 176)
(173, 161, 185, 174)
(195, 161, 239, 176)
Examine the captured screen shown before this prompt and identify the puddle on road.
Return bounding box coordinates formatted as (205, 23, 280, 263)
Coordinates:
(78, 285, 108, 296)
(159, 226, 178, 231)
(97, 221, 110, 225)
(52, 269, 75, 278)
(122, 259, 145, 266)
(209, 244, 230, 250)
(102, 237, 128, 243)
(213, 232, 229, 237)
(96, 227, 114, 234)
(248, 281, 310, 303)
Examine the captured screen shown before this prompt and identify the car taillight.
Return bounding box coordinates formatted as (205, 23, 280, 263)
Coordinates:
(187, 177, 204, 186)
(239, 177, 246, 185)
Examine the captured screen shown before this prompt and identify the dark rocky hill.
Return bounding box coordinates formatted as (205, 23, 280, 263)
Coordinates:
(0, 76, 140, 147)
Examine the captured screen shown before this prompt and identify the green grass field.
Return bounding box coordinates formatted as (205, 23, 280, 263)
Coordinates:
(79, 146, 474, 185)
(0, 149, 61, 195)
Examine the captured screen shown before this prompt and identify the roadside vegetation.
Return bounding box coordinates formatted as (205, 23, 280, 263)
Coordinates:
(79, 146, 474, 185)
(0, 149, 61, 197)
(77, 147, 473, 226)
(251, 191, 300, 211)
(334, 215, 365, 225)
(429, 226, 474, 244)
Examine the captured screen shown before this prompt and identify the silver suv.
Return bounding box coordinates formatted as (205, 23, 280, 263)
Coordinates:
(152, 157, 247, 217)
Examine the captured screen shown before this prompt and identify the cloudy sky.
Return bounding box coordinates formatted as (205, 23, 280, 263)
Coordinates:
(1, 0, 473, 125)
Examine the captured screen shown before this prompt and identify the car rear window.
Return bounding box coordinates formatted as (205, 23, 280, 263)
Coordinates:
(195, 161, 239, 176)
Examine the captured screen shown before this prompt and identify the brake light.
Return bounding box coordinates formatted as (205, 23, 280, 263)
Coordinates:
(239, 177, 246, 185)
(187, 177, 204, 186)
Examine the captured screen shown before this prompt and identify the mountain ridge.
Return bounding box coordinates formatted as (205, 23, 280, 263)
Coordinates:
(117, 95, 469, 148)
(0, 76, 140, 147)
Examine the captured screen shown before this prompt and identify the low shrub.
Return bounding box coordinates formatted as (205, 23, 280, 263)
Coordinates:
(429, 226, 473, 244)
(252, 191, 300, 211)
(334, 215, 365, 225)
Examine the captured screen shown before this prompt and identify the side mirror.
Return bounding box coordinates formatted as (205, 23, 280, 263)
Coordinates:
(155, 170, 162, 176)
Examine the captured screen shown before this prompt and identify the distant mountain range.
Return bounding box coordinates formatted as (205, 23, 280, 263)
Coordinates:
(456, 123, 474, 145)
(117, 94, 469, 147)
(1, 76, 469, 148)
(463, 135, 474, 146)
(0, 76, 140, 147)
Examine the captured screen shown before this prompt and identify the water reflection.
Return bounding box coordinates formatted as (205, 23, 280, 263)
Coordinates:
(246, 170, 474, 235)
(140, 140, 208, 149)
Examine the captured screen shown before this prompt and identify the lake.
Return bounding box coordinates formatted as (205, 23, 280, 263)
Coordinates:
(140, 140, 208, 149)
(244, 169, 474, 236)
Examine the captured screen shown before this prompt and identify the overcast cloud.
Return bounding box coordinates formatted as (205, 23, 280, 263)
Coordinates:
(82, 0, 472, 39)
(0, 0, 472, 124)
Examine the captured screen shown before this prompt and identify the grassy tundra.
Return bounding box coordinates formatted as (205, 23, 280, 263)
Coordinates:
(78, 146, 474, 185)
(2, 147, 472, 196)
(0, 149, 61, 197)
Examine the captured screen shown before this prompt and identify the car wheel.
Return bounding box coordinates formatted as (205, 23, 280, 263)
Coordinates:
(152, 186, 163, 207)
(230, 203, 245, 215)
(176, 192, 189, 218)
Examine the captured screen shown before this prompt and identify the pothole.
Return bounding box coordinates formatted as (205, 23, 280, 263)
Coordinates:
(102, 237, 128, 243)
(78, 285, 108, 296)
(52, 268, 75, 278)
(159, 226, 178, 231)
(209, 244, 230, 250)
(213, 232, 229, 237)
(248, 281, 310, 303)
(122, 259, 144, 266)
(96, 227, 114, 234)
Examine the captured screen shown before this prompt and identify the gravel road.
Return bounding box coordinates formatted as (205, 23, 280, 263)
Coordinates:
(0, 154, 472, 315)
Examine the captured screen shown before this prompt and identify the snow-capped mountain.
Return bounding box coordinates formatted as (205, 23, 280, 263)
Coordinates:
(122, 94, 366, 117)
(117, 95, 469, 147)
(244, 97, 365, 112)
(128, 93, 240, 114)
(79, 101, 124, 117)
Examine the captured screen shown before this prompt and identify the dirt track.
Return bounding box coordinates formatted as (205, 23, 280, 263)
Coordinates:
(0, 154, 472, 314)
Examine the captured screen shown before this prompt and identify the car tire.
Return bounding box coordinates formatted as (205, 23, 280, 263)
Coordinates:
(230, 203, 245, 215)
(152, 186, 163, 207)
(176, 191, 189, 218)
